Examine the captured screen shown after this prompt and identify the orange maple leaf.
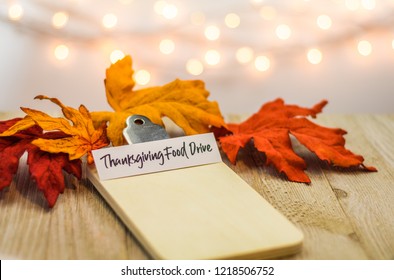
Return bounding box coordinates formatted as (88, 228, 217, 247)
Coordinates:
(91, 55, 225, 146)
(217, 98, 377, 183)
(1, 95, 109, 164)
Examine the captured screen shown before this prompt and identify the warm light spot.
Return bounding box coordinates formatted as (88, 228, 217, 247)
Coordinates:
(186, 59, 204, 76)
(8, 4, 23, 21)
(52, 12, 69, 29)
(254, 55, 270, 72)
(236, 47, 254, 64)
(162, 3, 178, 19)
(134, 70, 151, 85)
(204, 50, 221, 66)
(154, 0, 167, 15)
(224, 13, 240, 28)
(159, 39, 175, 54)
(190, 12, 205, 25)
(54, 44, 69, 60)
(358, 40, 372, 56)
(361, 0, 376, 10)
(259, 6, 277, 20)
(392, 39, 394, 49)
(102, 13, 118, 29)
(204, 25, 220, 41)
(275, 24, 291, 40)
(345, 0, 360, 11)
(317, 15, 332, 30)
(110, 50, 125, 63)
(307, 48, 323, 65)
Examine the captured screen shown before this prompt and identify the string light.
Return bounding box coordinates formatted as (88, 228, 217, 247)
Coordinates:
(3, 1, 394, 77)
(102, 13, 118, 29)
(52, 12, 69, 29)
(134, 69, 151, 85)
(357, 40, 372, 56)
(159, 39, 175, 54)
(224, 13, 240, 28)
(204, 25, 220, 41)
(186, 59, 204, 76)
(361, 0, 376, 10)
(254, 55, 270, 72)
(276, 24, 291, 40)
(110, 50, 125, 63)
(236, 47, 254, 64)
(317, 15, 332, 30)
(54, 44, 69, 60)
(204, 49, 221, 66)
(8, 4, 23, 21)
(307, 48, 323, 64)
(162, 3, 178, 19)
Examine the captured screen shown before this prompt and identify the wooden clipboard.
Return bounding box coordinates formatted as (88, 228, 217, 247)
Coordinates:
(87, 161, 303, 259)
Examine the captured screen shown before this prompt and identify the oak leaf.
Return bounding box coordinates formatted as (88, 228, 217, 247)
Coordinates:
(91, 55, 225, 146)
(0, 118, 82, 207)
(1, 95, 109, 164)
(216, 98, 377, 183)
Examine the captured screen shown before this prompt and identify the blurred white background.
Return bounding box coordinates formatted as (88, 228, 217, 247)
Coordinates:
(0, 0, 393, 115)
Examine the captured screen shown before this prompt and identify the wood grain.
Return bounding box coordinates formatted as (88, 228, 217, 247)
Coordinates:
(0, 113, 393, 259)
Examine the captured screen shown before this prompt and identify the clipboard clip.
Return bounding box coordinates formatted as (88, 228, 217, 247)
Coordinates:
(123, 115, 169, 144)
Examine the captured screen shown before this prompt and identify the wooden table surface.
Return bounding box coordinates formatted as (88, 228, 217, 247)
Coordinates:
(0, 113, 393, 260)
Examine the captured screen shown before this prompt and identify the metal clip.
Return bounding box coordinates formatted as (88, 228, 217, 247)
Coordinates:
(123, 115, 169, 144)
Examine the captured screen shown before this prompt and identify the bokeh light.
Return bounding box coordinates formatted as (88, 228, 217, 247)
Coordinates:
(204, 25, 220, 41)
(307, 48, 323, 64)
(276, 24, 291, 40)
(224, 13, 240, 28)
(186, 59, 204, 76)
(357, 40, 372, 56)
(8, 4, 23, 21)
(54, 44, 69, 61)
(204, 50, 221, 66)
(254, 55, 271, 72)
(159, 39, 175, 54)
(134, 69, 151, 85)
(52, 12, 69, 29)
(236, 47, 254, 64)
(110, 50, 125, 63)
(102, 13, 118, 29)
(317, 15, 332, 30)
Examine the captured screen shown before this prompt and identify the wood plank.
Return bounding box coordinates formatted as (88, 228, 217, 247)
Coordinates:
(313, 115, 394, 259)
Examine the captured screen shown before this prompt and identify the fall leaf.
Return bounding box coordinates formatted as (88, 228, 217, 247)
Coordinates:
(0, 118, 39, 190)
(1, 95, 109, 164)
(27, 146, 81, 207)
(91, 55, 225, 146)
(0, 118, 82, 207)
(216, 98, 377, 183)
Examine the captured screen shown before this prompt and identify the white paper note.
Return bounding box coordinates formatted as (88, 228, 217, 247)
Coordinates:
(92, 133, 222, 180)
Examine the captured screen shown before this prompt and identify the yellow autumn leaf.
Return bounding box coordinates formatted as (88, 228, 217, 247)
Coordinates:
(91, 55, 225, 146)
(1, 95, 109, 164)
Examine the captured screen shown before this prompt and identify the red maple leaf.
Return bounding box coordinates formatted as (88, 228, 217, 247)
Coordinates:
(0, 118, 82, 207)
(216, 99, 377, 183)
